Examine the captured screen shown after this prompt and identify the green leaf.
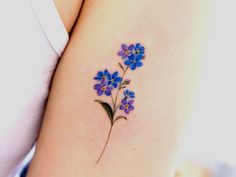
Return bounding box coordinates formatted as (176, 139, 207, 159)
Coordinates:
(95, 100, 114, 124)
(116, 115, 127, 120)
(118, 63, 124, 71)
(113, 115, 128, 124)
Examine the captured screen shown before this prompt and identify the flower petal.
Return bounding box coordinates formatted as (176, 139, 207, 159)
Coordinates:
(107, 75, 111, 81)
(125, 90, 129, 95)
(105, 89, 111, 96)
(140, 46, 145, 53)
(97, 71, 103, 77)
(112, 71, 118, 78)
(97, 90, 103, 96)
(107, 86, 113, 91)
(108, 81, 112, 85)
(128, 100, 134, 105)
(114, 77, 122, 82)
(128, 44, 134, 50)
(94, 84, 102, 90)
(124, 60, 131, 66)
(130, 91, 135, 95)
(121, 44, 128, 50)
(118, 51, 124, 56)
(101, 79, 107, 84)
(135, 43, 141, 49)
(125, 109, 130, 114)
(136, 61, 143, 67)
(120, 104, 125, 110)
(123, 90, 127, 96)
(130, 92, 135, 98)
(122, 53, 127, 59)
(104, 70, 111, 78)
(129, 105, 134, 110)
(112, 82, 118, 88)
(94, 76, 102, 80)
(135, 54, 143, 61)
(121, 99, 127, 105)
(128, 54, 135, 60)
(130, 63, 137, 70)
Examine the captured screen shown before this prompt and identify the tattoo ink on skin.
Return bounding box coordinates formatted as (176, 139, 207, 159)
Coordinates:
(93, 43, 146, 164)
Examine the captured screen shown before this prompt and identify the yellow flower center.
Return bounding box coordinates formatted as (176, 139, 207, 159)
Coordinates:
(125, 50, 129, 54)
(125, 104, 129, 109)
(102, 86, 106, 91)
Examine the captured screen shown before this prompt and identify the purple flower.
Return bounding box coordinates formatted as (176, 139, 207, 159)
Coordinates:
(117, 44, 134, 59)
(120, 99, 134, 114)
(94, 81, 113, 96)
(94, 69, 110, 81)
(124, 90, 135, 99)
(107, 71, 122, 88)
(124, 54, 143, 70)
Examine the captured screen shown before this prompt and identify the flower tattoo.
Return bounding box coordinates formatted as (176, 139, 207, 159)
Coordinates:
(93, 43, 146, 164)
(123, 89, 135, 99)
(120, 99, 134, 114)
(94, 81, 113, 96)
(117, 44, 134, 59)
(107, 71, 122, 88)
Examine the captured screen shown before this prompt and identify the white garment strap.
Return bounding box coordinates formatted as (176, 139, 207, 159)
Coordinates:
(29, 0, 69, 57)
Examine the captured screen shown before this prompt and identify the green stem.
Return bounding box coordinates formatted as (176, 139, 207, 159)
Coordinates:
(110, 94, 115, 110)
(96, 125, 113, 164)
(113, 66, 129, 113)
(96, 66, 129, 164)
(114, 102, 121, 114)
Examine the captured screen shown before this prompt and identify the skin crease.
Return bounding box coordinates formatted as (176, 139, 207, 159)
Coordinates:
(53, 0, 84, 33)
(27, 0, 213, 177)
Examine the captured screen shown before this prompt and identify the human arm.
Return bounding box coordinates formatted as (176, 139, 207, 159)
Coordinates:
(27, 0, 211, 176)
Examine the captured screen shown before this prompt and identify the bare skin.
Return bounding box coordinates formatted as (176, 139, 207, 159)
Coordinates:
(27, 0, 213, 176)
(53, 0, 84, 33)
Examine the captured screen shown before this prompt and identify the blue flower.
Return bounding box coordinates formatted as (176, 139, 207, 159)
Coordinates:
(124, 90, 135, 99)
(107, 71, 122, 88)
(124, 54, 143, 70)
(94, 69, 110, 81)
(120, 99, 134, 114)
(94, 81, 113, 96)
(133, 43, 145, 56)
(117, 44, 134, 59)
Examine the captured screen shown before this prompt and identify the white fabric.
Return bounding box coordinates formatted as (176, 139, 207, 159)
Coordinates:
(0, 0, 69, 176)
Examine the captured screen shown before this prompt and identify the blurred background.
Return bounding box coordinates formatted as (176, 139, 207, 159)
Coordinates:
(17, 0, 236, 176)
(175, 0, 236, 176)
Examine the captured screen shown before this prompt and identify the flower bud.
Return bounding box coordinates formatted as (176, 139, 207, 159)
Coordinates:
(123, 79, 131, 85)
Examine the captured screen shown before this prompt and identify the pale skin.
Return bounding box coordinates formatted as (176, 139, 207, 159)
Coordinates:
(53, 0, 84, 33)
(27, 0, 213, 176)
